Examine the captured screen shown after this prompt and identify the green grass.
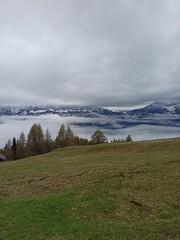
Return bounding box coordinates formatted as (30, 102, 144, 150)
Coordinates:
(0, 138, 180, 239)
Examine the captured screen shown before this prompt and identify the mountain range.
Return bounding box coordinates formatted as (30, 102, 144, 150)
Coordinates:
(0, 101, 180, 117)
(130, 101, 180, 116)
(0, 101, 180, 129)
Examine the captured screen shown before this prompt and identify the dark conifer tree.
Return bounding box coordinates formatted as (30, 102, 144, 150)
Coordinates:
(45, 128, 53, 152)
(12, 137, 17, 160)
(126, 134, 133, 142)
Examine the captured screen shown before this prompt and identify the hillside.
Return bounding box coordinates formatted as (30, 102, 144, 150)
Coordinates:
(0, 139, 180, 239)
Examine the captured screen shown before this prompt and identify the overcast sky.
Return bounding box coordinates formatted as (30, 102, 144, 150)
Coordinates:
(0, 0, 180, 107)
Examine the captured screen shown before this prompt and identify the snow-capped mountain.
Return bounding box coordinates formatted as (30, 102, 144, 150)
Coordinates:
(0, 101, 179, 118)
(129, 101, 180, 117)
(0, 105, 114, 118)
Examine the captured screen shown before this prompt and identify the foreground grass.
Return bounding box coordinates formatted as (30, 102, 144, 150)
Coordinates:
(0, 138, 180, 239)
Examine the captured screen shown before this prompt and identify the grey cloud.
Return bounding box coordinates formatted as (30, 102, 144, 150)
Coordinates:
(0, 0, 180, 107)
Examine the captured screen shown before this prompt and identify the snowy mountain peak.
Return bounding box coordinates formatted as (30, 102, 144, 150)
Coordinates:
(129, 100, 180, 116)
(0, 105, 114, 118)
(144, 101, 168, 114)
(0, 100, 180, 117)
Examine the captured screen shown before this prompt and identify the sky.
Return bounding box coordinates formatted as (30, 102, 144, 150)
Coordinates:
(0, 0, 180, 107)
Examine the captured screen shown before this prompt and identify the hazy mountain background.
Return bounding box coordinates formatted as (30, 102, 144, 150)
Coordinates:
(0, 100, 180, 148)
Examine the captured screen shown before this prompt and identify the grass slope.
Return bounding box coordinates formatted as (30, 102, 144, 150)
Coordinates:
(0, 139, 180, 239)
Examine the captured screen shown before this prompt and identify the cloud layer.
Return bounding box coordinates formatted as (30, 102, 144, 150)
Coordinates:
(0, 0, 180, 107)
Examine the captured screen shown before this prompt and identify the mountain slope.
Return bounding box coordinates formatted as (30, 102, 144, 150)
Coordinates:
(129, 101, 180, 117)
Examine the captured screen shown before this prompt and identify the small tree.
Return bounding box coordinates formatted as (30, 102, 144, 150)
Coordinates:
(27, 123, 45, 156)
(4, 139, 13, 160)
(126, 134, 132, 142)
(74, 136, 89, 146)
(91, 130, 107, 144)
(16, 132, 27, 159)
(65, 126, 75, 146)
(44, 128, 53, 152)
(56, 124, 66, 148)
(12, 137, 17, 160)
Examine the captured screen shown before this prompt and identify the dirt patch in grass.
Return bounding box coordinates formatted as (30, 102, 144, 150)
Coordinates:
(130, 200, 153, 212)
(164, 230, 180, 238)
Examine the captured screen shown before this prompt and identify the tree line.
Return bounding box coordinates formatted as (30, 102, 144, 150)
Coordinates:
(1, 124, 105, 160)
(0, 123, 132, 161)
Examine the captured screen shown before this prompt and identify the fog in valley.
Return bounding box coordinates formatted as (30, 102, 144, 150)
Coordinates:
(0, 115, 179, 148)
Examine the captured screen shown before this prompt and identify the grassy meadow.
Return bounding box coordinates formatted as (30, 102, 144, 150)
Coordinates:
(0, 138, 180, 239)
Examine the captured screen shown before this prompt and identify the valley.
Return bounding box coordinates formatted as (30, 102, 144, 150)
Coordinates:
(0, 101, 180, 148)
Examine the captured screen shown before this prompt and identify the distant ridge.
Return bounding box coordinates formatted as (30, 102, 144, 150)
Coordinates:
(0, 100, 180, 117)
(0, 101, 180, 131)
(0, 105, 114, 118)
(129, 101, 180, 116)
